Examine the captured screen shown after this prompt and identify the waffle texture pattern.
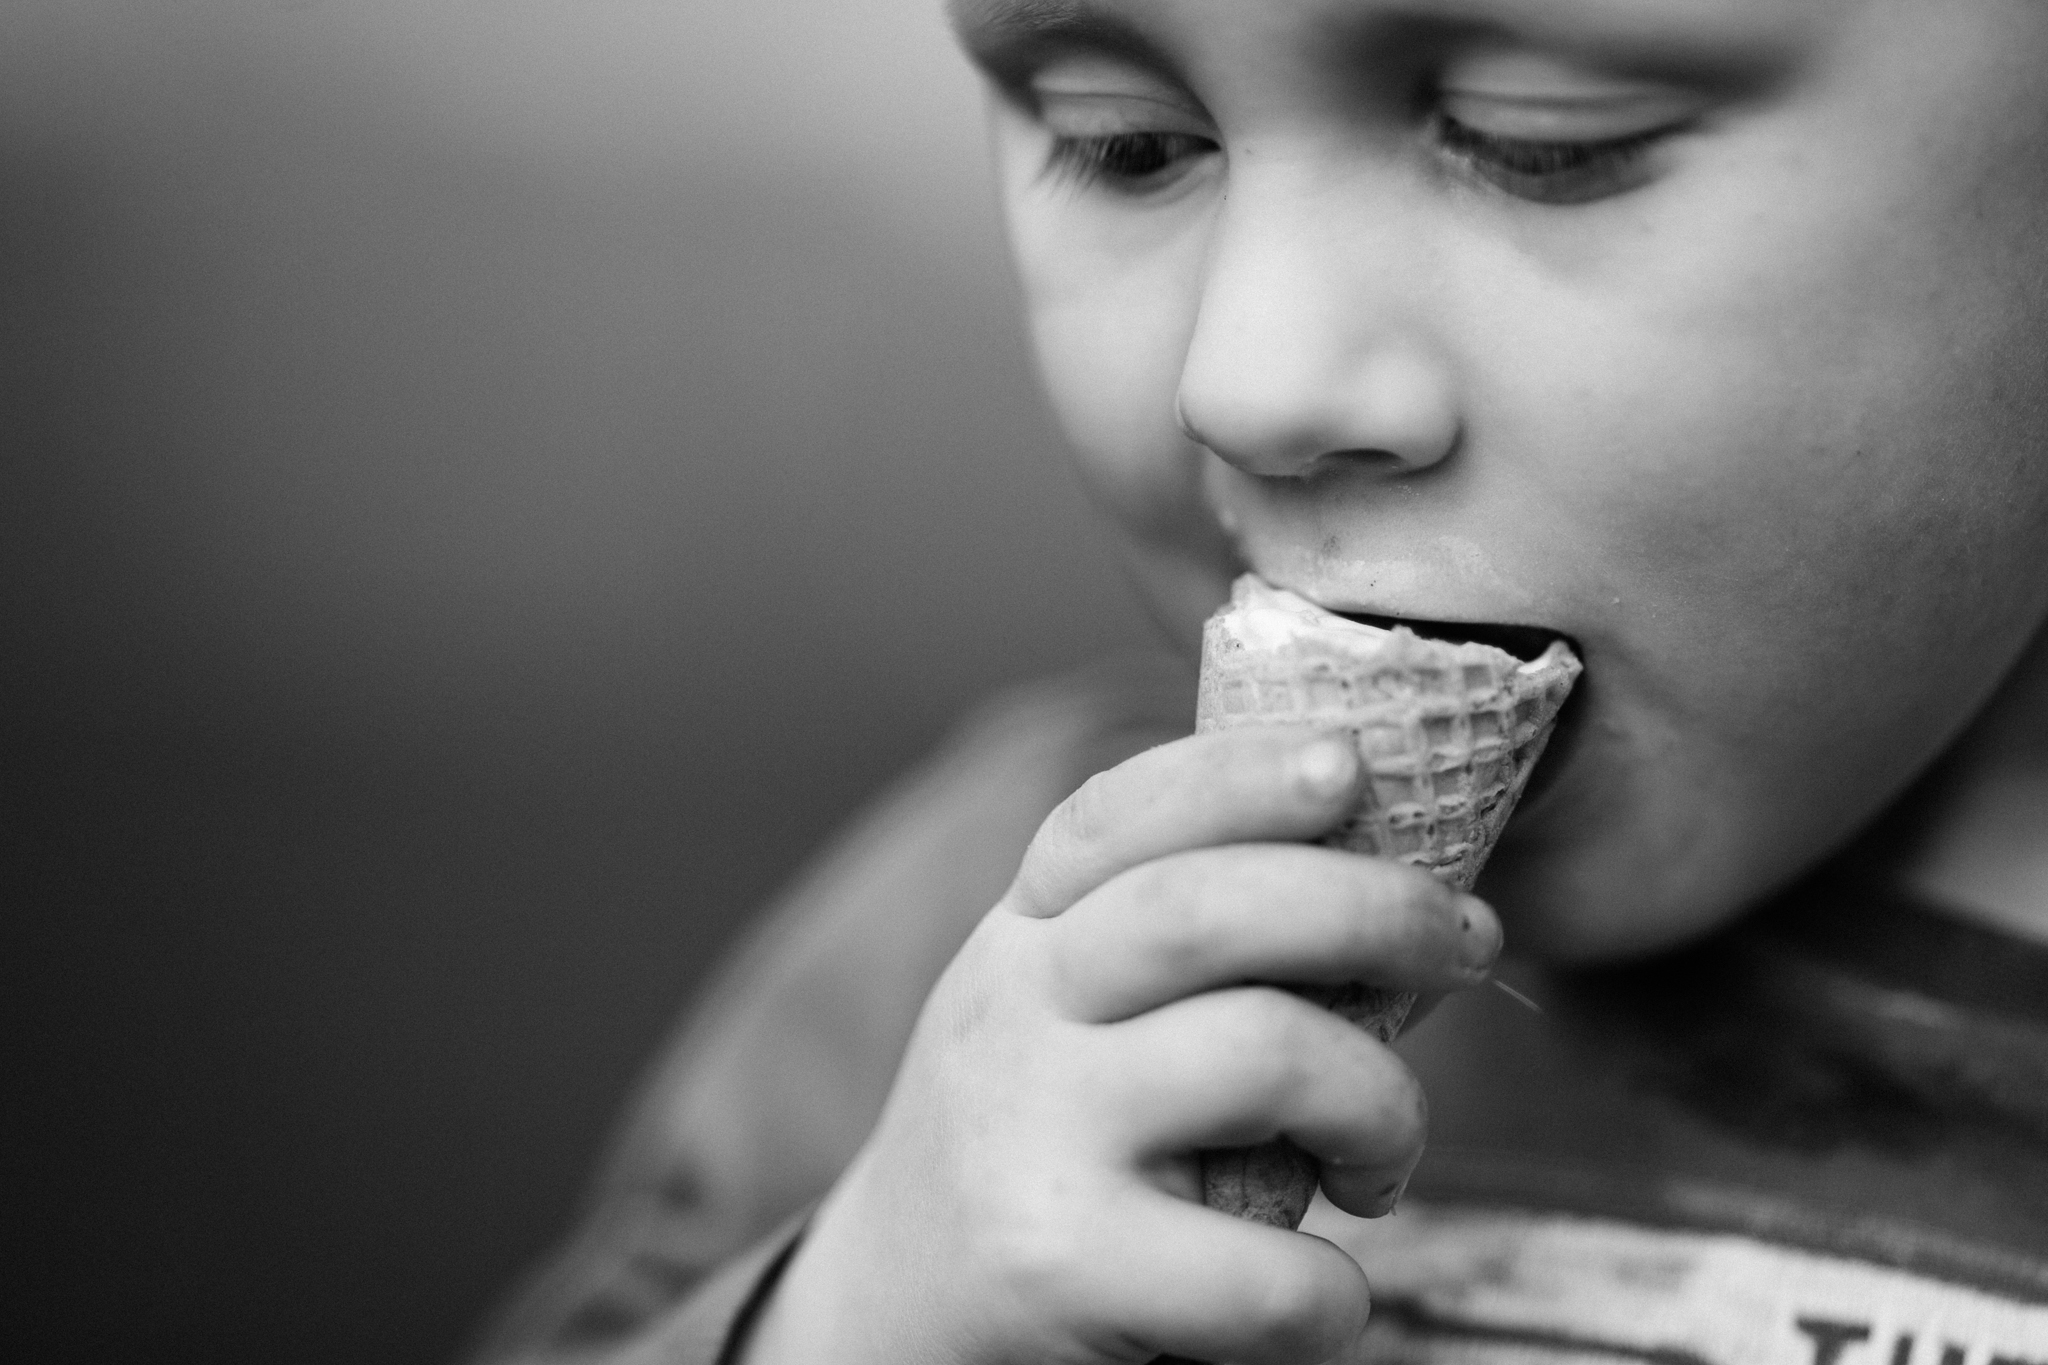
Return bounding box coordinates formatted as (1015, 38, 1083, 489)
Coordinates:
(1190, 576, 1582, 1229)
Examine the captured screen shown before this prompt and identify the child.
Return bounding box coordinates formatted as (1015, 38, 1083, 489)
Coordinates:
(471, 0, 2048, 1361)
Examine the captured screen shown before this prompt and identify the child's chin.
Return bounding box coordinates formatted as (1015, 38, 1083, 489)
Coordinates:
(1476, 778, 1779, 965)
(1479, 864, 1742, 965)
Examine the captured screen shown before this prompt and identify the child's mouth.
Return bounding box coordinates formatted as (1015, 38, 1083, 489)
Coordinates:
(1332, 611, 1575, 666)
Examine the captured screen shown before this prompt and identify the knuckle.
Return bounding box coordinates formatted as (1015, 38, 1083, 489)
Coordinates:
(980, 1207, 1090, 1317)
(1117, 853, 1175, 905)
(1233, 990, 1320, 1091)
(1374, 1063, 1429, 1145)
(1113, 855, 1220, 963)
(1139, 863, 1217, 956)
(1235, 986, 1306, 1045)
(1054, 770, 1118, 850)
(1147, 919, 1210, 992)
(1006, 846, 1058, 918)
(1013, 770, 1126, 913)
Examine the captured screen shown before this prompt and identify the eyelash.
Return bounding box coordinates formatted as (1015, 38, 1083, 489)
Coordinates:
(1432, 112, 1671, 205)
(1040, 116, 1680, 204)
(1043, 132, 1218, 192)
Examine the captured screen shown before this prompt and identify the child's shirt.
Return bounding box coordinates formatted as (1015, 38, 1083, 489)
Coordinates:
(468, 657, 2048, 1365)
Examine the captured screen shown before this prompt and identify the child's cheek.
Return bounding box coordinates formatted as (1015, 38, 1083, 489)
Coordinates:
(1007, 184, 1225, 556)
(1470, 104, 2048, 953)
(1508, 30, 2048, 724)
(1536, 318, 2048, 954)
(1568, 264, 2048, 730)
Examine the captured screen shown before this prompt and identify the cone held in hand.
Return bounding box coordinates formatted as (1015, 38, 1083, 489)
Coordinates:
(1192, 575, 1581, 1230)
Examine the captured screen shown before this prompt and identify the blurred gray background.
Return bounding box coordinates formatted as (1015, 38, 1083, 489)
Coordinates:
(6, 2, 1152, 1359)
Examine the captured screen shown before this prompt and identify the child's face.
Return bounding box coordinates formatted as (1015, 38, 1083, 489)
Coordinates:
(954, 0, 2048, 958)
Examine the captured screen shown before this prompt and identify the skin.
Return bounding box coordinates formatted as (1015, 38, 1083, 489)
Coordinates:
(748, 730, 1492, 1365)
(742, 2, 2048, 1362)
(973, 0, 2048, 959)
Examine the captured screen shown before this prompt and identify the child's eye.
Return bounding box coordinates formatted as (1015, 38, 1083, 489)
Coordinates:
(1432, 112, 1675, 205)
(1044, 131, 1220, 194)
(1427, 54, 1705, 206)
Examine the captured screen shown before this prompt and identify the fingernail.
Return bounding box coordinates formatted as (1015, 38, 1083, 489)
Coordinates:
(1367, 1176, 1409, 1218)
(1296, 736, 1358, 799)
(1456, 894, 1503, 973)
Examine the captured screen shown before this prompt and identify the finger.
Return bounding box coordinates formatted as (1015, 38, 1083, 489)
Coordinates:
(1006, 728, 1363, 919)
(1319, 1146, 1426, 1221)
(1103, 987, 1429, 1191)
(1052, 844, 1500, 1021)
(1060, 1188, 1372, 1365)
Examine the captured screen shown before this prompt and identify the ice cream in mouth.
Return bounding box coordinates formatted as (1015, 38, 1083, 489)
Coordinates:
(1332, 611, 1574, 669)
(1211, 580, 1575, 671)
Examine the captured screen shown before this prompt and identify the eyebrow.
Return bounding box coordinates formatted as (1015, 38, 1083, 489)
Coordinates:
(946, 0, 1181, 89)
(1381, 0, 1809, 88)
(947, 0, 1807, 105)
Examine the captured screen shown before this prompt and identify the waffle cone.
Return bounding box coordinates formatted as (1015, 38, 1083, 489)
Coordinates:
(1192, 575, 1581, 1229)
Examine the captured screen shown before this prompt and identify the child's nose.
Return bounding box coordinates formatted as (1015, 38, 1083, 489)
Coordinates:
(1175, 172, 1459, 481)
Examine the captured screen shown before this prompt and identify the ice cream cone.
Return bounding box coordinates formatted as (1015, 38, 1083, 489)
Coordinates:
(1192, 575, 1581, 1229)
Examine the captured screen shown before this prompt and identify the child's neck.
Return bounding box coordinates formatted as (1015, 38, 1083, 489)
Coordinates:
(1900, 763, 2048, 944)
(1892, 633, 2048, 946)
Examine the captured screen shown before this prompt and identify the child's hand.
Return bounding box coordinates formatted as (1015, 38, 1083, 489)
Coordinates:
(741, 727, 1502, 1365)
